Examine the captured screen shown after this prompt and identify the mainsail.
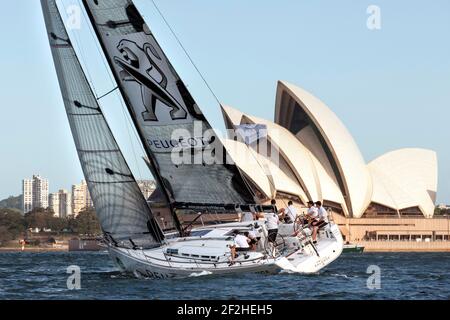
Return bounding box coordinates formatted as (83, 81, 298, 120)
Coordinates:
(81, 0, 255, 214)
(41, 0, 164, 248)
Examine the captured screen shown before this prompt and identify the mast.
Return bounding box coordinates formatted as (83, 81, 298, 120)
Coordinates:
(41, 0, 164, 247)
(81, 0, 256, 220)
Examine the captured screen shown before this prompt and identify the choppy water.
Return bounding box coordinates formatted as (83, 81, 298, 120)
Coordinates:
(0, 251, 449, 300)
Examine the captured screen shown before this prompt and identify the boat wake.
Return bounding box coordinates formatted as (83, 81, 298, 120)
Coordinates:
(331, 273, 349, 278)
(188, 270, 213, 278)
(278, 268, 320, 276)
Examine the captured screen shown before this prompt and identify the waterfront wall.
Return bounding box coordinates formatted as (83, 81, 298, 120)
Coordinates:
(358, 241, 450, 252)
(332, 212, 450, 251)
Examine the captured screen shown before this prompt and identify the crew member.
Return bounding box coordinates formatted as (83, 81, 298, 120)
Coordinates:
(247, 230, 258, 250)
(315, 201, 329, 227)
(265, 210, 280, 243)
(230, 231, 251, 264)
(306, 201, 320, 244)
(241, 210, 254, 222)
(284, 201, 297, 224)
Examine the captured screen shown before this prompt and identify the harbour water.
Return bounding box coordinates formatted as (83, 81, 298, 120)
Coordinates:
(0, 251, 449, 300)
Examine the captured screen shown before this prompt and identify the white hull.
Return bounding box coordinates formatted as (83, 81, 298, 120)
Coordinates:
(108, 246, 281, 279)
(277, 223, 344, 274)
(107, 222, 283, 279)
(106, 221, 343, 278)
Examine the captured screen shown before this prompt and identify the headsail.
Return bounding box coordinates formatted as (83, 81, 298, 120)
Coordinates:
(82, 0, 255, 216)
(41, 0, 164, 248)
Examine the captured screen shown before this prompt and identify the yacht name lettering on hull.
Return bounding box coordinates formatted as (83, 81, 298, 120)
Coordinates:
(135, 269, 171, 279)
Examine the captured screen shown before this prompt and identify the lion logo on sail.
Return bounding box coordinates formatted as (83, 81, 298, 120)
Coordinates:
(114, 39, 188, 122)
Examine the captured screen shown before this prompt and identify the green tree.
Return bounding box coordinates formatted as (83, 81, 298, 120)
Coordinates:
(48, 217, 68, 233)
(72, 208, 101, 236)
(24, 207, 55, 230)
(24, 208, 71, 232)
(0, 195, 23, 212)
(0, 208, 26, 245)
(0, 226, 13, 246)
(66, 214, 78, 233)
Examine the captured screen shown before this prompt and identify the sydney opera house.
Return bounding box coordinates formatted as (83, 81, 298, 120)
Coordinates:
(221, 81, 446, 249)
(222, 80, 438, 219)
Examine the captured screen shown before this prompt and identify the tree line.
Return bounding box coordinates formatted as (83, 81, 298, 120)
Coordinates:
(434, 207, 450, 216)
(0, 207, 101, 246)
(0, 195, 22, 211)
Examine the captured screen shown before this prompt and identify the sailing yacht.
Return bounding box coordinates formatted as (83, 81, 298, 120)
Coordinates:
(41, 0, 342, 278)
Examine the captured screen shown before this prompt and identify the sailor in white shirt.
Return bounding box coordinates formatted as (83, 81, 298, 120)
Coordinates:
(265, 212, 279, 243)
(240, 206, 257, 222)
(241, 211, 254, 222)
(316, 201, 329, 223)
(307, 201, 319, 220)
(306, 201, 320, 243)
(235, 205, 247, 222)
(229, 231, 251, 264)
(247, 230, 259, 250)
(252, 200, 281, 244)
(234, 233, 250, 249)
(284, 201, 297, 223)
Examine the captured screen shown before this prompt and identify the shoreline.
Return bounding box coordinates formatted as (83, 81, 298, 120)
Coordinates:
(355, 240, 450, 253)
(0, 247, 68, 253)
(1, 247, 450, 253)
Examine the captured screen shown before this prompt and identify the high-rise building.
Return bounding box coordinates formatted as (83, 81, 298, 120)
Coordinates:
(137, 180, 156, 200)
(49, 189, 72, 218)
(72, 180, 93, 216)
(48, 193, 59, 217)
(22, 175, 49, 214)
(22, 179, 33, 214)
(33, 175, 49, 210)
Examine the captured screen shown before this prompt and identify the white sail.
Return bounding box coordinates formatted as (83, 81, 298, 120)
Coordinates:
(41, 0, 164, 248)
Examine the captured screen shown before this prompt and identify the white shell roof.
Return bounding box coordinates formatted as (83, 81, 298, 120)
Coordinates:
(221, 104, 244, 130)
(221, 138, 273, 199)
(368, 148, 438, 217)
(221, 105, 347, 212)
(240, 113, 321, 202)
(221, 138, 307, 201)
(369, 168, 401, 211)
(275, 81, 373, 218)
(220, 83, 438, 219)
(295, 126, 345, 207)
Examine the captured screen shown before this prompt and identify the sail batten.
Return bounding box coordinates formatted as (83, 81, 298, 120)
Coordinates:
(82, 0, 256, 218)
(41, 0, 164, 248)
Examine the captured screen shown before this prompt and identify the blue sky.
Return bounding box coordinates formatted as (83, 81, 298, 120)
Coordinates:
(0, 0, 449, 203)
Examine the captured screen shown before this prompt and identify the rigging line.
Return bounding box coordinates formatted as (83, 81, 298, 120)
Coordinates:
(242, 139, 321, 257)
(75, 0, 144, 179)
(61, 0, 142, 181)
(118, 93, 145, 180)
(149, 0, 222, 105)
(97, 86, 119, 100)
(59, 0, 98, 97)
(246, 138, 290, 210)
(76, 0, 116, 89)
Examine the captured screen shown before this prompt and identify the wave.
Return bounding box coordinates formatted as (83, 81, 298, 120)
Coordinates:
(188, 270, 213, 278)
